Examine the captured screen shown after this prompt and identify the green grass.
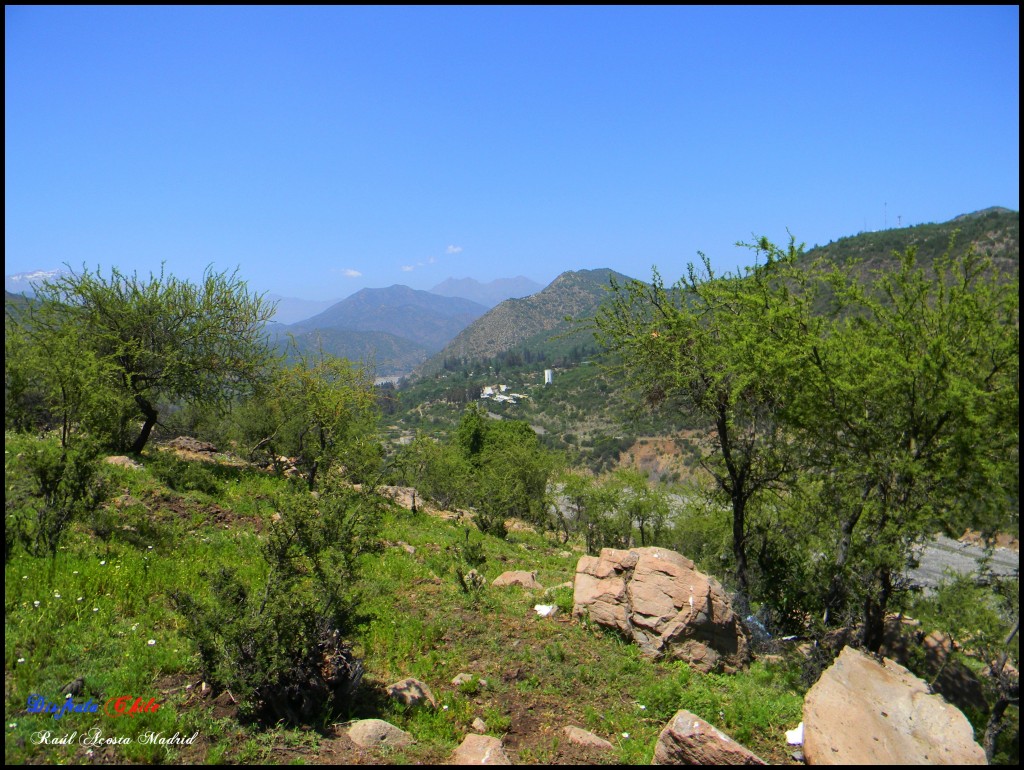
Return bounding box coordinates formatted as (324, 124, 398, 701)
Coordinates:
(5, 431, 809, 765)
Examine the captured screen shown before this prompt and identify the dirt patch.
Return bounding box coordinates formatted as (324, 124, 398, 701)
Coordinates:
(618, 433, 707, 483)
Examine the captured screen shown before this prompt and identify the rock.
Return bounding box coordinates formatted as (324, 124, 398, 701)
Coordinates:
(166, 436, 217, 453)
(451, 734, 511, 765)
(652, 710, 766, 765)
(377, 485, 423, 512)
(563, 726, 614, 751)
(802, 646, 986, 765)
(472, 717, 488, 733)
(59, 677, 85, 697)
(386, 677, 438, 709)
(347, 719, 413, 749)
(573, 547, 750, 672)
(104, 455, 143, 470)
(492, 570, 543, 590)
(452, 673, 475, 686)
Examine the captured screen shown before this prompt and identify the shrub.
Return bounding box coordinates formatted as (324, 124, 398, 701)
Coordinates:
(148, 453, 222, 495)
(5, 437, 106, 560)
(172, 486, 380, 723)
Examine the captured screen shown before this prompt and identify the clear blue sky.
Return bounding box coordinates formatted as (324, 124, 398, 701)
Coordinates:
(5, 6, 1019, 300)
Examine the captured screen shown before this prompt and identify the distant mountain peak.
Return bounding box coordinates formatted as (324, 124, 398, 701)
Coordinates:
(288, 284, 488, 354)
(5, 268, 64, 295)
(430, 275, 542, 308)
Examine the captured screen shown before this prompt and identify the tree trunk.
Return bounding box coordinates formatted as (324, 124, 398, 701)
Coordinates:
(862, 567, 893, 652)
(129, 396, 158, 455)
(732, 491, 750, 615)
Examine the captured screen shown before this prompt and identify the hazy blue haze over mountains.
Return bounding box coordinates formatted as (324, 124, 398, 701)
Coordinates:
(429, 276, 543, 308)
(266, 294, 341, 325)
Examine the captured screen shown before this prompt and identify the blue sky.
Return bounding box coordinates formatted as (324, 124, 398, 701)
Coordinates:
(5, 6, 1019, 300)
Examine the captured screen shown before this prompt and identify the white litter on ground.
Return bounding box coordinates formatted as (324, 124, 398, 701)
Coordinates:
(785, 722, 804, 746)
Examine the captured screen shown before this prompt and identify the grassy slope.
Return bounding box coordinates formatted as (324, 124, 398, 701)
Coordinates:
(4, 433, 806, 765)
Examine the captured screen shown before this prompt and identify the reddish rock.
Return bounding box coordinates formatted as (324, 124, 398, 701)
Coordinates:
(652, 710, 766, 765)
(386, 677, 438, 709)
(803, 646, 986, 765)
(451, 734, 512, 764)
(573, 547, 750, 672)
(563, 726, 614, 751)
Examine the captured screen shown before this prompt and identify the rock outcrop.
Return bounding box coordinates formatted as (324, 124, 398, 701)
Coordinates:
(573, 547, 750, 672)
(803, 646, 986, 765)
(652, 710, 766, 765)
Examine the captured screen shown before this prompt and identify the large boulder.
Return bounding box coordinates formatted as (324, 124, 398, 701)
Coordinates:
(652, 710, 766, 765)
(803, 646, 986, 765)
(573, 547, 750, 672)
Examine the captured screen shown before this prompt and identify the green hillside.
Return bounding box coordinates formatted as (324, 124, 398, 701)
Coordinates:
(274, 327, 430, 377)
(420, 268, 634, 375)
(802, 206, 1018, 275)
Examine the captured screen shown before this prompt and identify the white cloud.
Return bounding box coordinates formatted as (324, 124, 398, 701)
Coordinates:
(446, 245, 463, 254)
(427, 255, 437, 264)
(342, 268, 362, 278)
(401, 265, 415, 272)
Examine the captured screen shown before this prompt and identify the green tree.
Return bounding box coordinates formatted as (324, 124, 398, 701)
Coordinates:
(555, 470, 621, 553)
(610, 468, 669, 547)
(594, 241, 810, 607)
(238, 347, 381, 490)
(15, 264, 275, 453)
(395, 434, 473, 511)
(785, 241, 1019, 650)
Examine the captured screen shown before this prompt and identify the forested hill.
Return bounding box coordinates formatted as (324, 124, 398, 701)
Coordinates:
(801, 207, 1018, 276)
(419, 268, 634, 374)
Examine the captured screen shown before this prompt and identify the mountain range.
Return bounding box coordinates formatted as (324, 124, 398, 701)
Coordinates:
(419, 268, 633, 373)
(288, 285, 488, 352)
(429, 276, 542, 308)
(6, 209, 1018, 380)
